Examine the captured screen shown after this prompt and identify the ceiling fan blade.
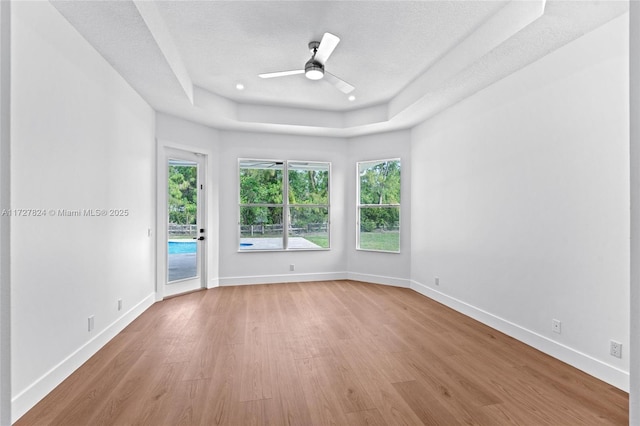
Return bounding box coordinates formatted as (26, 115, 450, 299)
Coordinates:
(324, 71, 355, 94)
(314, 32, 340, 65)
(258, 70, 304, 79)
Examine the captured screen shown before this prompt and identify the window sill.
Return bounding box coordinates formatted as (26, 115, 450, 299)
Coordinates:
(237, 247, 331, 253)
(355, 248, 401, 254)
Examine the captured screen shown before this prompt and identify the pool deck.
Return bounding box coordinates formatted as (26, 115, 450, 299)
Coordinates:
(239, 237, 320, 250)
(168, 237, 321, 282)
(168, 253, 196, 282)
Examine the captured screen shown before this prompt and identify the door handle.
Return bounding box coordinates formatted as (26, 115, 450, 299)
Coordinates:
(193, 236, 205, 241)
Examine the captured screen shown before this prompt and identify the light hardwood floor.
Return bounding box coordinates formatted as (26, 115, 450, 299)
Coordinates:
(17, 280, 628, 425)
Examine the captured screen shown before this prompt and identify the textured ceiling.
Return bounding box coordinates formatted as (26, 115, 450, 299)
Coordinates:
(155, 1, 505, 110)
(50, 0, 628, 136)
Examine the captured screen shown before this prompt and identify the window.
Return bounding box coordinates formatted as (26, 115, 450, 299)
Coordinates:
(239, 159, 330, 251)
(357, 159, 401, 252)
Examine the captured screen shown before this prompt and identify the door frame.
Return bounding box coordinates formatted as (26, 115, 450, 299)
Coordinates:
(157, 144, 208, 300)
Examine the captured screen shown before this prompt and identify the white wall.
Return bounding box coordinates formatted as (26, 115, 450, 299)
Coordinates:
(217, 130, 349, 285)
(410, 14, 630, 390)
(347, 130, 412, 287)
(10, 2, 156, 422)
(156, 113, 221, 292)
(0, 1, 10, 423)
(630, 3, 640, 422)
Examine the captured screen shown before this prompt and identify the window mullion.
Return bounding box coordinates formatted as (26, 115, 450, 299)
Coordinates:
(283, 161, 289, 250)
(288, 204, 328, 208)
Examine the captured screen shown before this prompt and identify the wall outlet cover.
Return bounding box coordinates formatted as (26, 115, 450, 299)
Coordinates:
(610, 340, 622, 358)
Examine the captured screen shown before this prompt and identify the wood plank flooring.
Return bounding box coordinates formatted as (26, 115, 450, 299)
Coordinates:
(16, 280, 628, 425)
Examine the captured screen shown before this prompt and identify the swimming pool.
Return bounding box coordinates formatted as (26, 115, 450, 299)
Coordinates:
(168, 241, 196, 254)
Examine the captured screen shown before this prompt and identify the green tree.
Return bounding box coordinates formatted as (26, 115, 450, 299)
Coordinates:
(359, 160, 400, 231)
(288, 168, 329, 228)
(168, 165, 197, 225)
(288, 169, 328, 205)
(239, 163, 330, 233)
(359, 160, 400, 205)
(240, 167, 283, 226)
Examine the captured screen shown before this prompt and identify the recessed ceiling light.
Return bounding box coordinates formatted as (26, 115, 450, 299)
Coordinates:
(348, 95, 356, 102)
(236, 83, 245, 91)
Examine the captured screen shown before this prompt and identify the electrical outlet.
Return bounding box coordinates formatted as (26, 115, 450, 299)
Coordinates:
(88, 315, 95, 332)
(552, 319, 561, 334)
(435, 277, 440, 286)
(289, 264, 295, 272)
(610, 340, 622, 358)
(117, 299, 123, 311)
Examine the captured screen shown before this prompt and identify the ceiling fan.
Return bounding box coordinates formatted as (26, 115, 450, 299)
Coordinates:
(258, 32, 355, 95)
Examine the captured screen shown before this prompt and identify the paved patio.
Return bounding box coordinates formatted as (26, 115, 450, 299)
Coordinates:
(168, 253, 196, 282)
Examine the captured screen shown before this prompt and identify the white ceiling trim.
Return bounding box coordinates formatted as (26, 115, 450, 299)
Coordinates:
(152, 0, 547, 133)
(389, 0, 547, 118)
(133, 0, 194, 104)
(50, 0, 628, 138)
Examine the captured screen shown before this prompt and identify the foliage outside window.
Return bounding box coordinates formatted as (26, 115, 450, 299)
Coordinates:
(357, 159, 401, 252)
(239, 159, 330, 251)
(168, 163, 198, 239)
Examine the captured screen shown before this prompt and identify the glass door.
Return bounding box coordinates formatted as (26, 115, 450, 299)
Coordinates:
(165, 149, 206, 296)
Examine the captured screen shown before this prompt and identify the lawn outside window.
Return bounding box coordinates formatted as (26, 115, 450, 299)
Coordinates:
(357, 158, 401, 253)
(239, 159, 330, 251)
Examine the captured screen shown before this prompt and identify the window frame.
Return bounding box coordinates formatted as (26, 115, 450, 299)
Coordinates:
(238, 158, 331, 252)
(356, 158, 401, 253)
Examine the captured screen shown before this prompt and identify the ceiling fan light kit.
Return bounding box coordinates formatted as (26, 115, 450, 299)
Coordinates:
(305, 40, 324, 80)
(305, 60, 324, 80)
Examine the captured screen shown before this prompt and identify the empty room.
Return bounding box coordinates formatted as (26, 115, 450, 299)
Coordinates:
(1, 0, 639, 424)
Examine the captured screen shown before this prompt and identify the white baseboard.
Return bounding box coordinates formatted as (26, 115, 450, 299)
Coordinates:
(218, 272, 410, 288)
(347, 272, 410, 288)
(410, 280, 629, 392)
(219, 272, 348, 286)
(11, 293, 156, 423)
